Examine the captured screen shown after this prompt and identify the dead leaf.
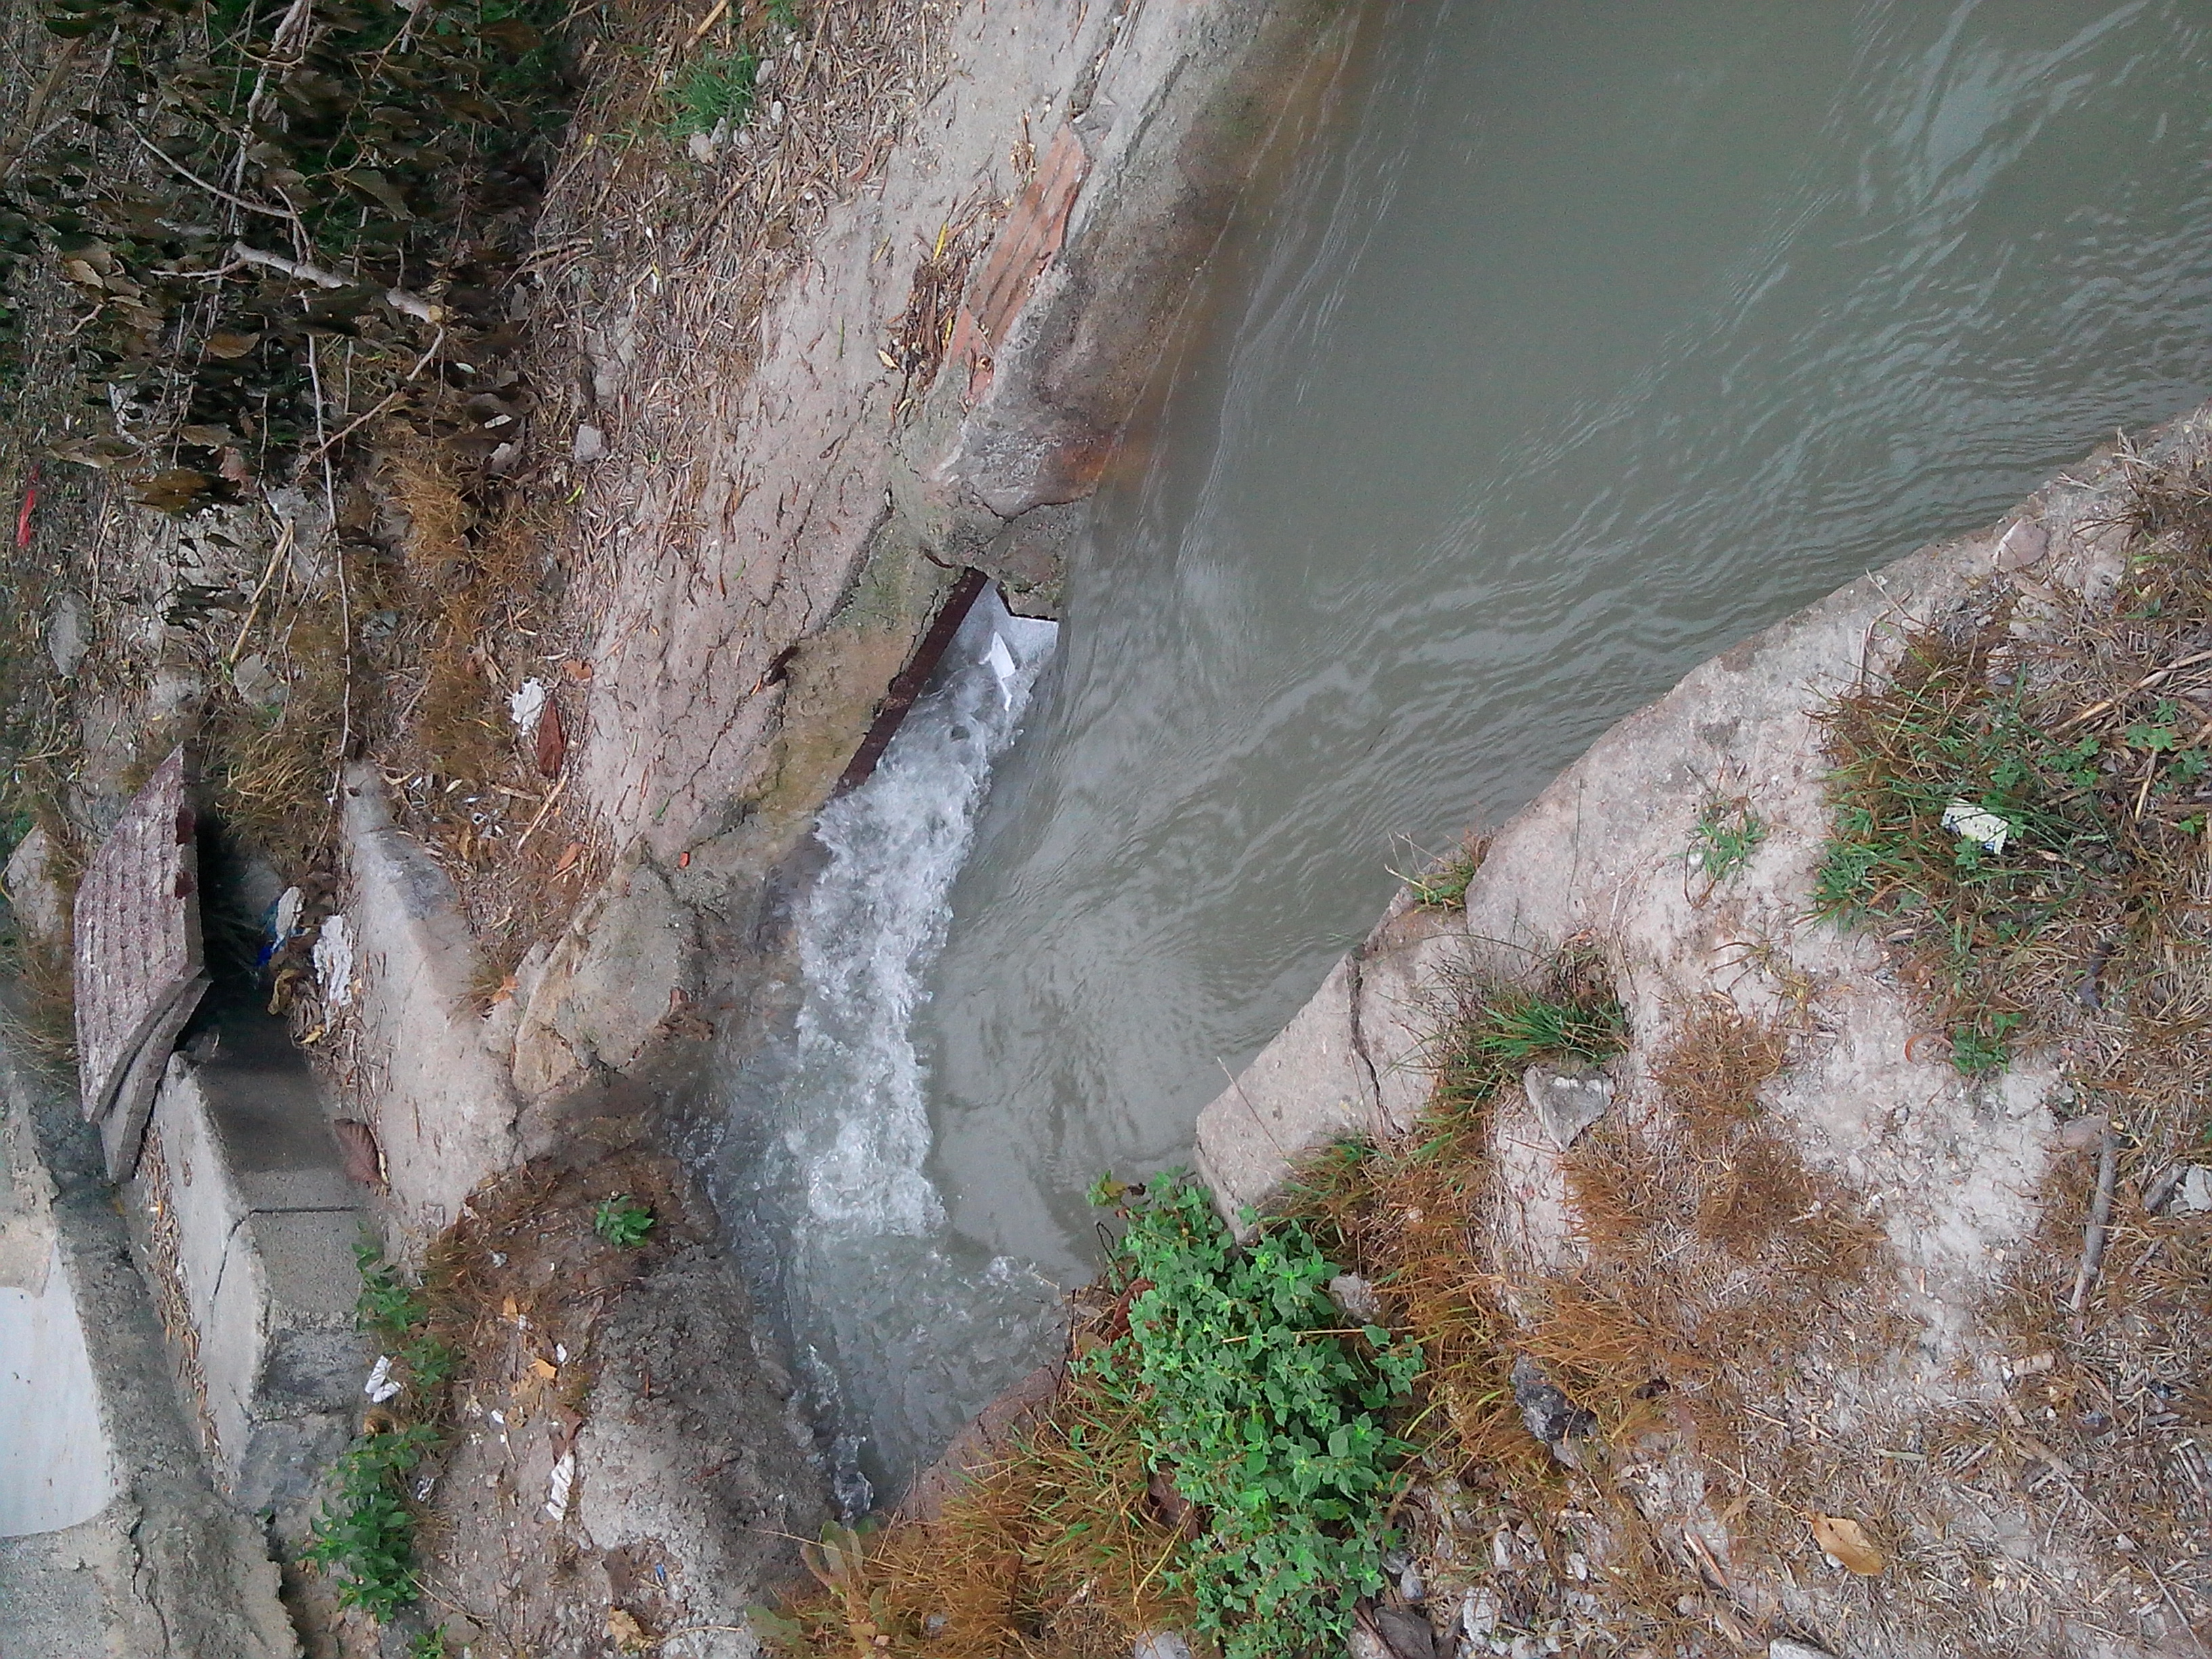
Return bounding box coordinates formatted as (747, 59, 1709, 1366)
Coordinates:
(203, 329, 263, 359)
(532, 1357, 558, 1380)
(534, 696, 565, 779)
(553, 842, 584, 876)
(607, 1607, 649, 1653)
(1810, 1514, 1886, 1576)
(562, 657, 593, 682)
(331, 1118, 385, 1189)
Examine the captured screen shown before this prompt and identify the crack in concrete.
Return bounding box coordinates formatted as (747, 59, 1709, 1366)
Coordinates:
(1345, 939, 1382, 1111)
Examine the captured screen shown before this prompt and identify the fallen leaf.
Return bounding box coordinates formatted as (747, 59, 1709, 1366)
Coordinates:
(203, 329, 263, 359)
(1810, 1514, 1886, 1576)
(562, 657, 593, 682)
(331, 1119, 385, 1189)
(553, 841, 584, 876)
(532, 1357, 558, 1380)
(607, 1608, 649, 1653)
(534, 696, 566, 779)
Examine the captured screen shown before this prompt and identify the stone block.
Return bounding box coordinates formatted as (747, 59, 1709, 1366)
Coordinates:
(340, 766, 519, 1233)
(512, 851, 696, 1101)
(3, 823, 68, 949)
(131, 1019, 367, 1513)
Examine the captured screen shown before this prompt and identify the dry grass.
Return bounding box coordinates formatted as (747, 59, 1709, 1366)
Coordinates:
(1797, 438, 2212, 1646)
(762, 1351, 1195, 1659)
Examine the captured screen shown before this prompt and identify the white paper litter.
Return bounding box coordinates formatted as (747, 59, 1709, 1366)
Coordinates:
(312, 914, 355, 1008)
(363, 1354, 401, 1404)
(983, 632, 1017, 709)
(508, 677, 548, 732)
(1942, 800, 2013, 853)
(272, 885, 304, 941)
(544, 1450, 575, 1522)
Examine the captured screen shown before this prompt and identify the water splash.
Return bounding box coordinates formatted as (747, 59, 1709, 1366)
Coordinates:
(716, 588, 1065, 1511)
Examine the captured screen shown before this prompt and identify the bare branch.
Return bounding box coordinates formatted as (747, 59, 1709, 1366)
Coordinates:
(230, 242, 447, 324)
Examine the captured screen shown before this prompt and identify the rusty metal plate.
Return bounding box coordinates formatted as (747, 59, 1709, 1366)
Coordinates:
(73, 747, 205, 1152)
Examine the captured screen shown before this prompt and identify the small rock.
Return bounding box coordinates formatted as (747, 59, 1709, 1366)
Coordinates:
(1132, 1635, 1192, 1659)
(45, 592, 86, 677)
(1374, 1606, 1437, 1659)
(1768, 1641, 1838, 1659)
(1460, 1587, 1499, 1638)
(231, 651, 287, 712)
(686, 129, 716, 164)
(2163, 1165, 2212, 1216)
(1523, 1062, 1613, 1149)
(1398, 1562, 1425, 1603)
(1330, 1273, 1383, 1324)
(3, 824, 67, 946)
(571, 423, 607, 464)
(1511, 1354, 1596, 1454)
(1991, 517, 2049, 572)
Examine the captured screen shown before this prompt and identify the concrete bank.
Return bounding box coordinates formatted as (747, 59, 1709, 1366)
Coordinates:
(0, 1034, 298, 1658)
(1187, 413, 2210, 1658)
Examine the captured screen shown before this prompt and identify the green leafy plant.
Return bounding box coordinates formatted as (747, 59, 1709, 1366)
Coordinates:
(1688, 798, 1767, 881)
(1949, 1012, 2024, 1077)
(302, 1423, 441, 1617)
(593, 1193, 655, 1248)
(310, 1244, 453, 1618)
(668, 45, 759, 138)
(1082, 1176, 1422, 1659)
(356, 1242, 430, 1336)
(409, 1629, 450, 1659)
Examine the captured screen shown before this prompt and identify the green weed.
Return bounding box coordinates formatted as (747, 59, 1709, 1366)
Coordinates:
(356, 1242, 430, 1337)
(1949, 1011, 2025, 1077)
(669, 46, 760, 138)
(308, 1245, 453, 1620)
(302, 1424, 441, 1618)
(1429, 953, 1628, 1122)
(409, 1632, 449, 1659)
(1399, 837, 1485, 909)
(1082, 1176, 1422, 1659)
(593, 1193, 655, 1248)
(1688, 798, 1767, 882)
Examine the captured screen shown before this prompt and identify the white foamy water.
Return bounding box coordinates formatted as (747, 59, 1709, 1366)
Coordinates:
(714, 588, 1064, 1510)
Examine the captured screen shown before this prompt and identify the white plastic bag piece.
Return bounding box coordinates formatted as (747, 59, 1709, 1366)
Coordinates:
(313, 914, 355, 1008)
(545, 1450, 575, 1522)
(364, 1354, 401, 1404)
(984, 632, 1017, 709)
(272, 885, 304, 941)
(509, 677, 548, 733)
(1941, 800, 2012, 853)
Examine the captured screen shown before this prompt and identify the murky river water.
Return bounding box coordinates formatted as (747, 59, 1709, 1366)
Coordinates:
(722, 0, 2212, 1496)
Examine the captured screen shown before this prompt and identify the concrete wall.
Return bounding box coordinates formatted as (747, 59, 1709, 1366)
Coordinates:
(128, 1019, 368, 1515)
(0, 1239, 112, 1537)
(0, 1033, 298, 1658)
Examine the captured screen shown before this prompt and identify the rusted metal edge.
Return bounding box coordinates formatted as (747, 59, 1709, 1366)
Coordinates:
(831, 567, 993, 799)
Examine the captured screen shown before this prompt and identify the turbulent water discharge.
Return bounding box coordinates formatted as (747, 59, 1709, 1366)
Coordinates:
(725, 0, 2212, 1496)
(714, 592, 1062, 1505)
